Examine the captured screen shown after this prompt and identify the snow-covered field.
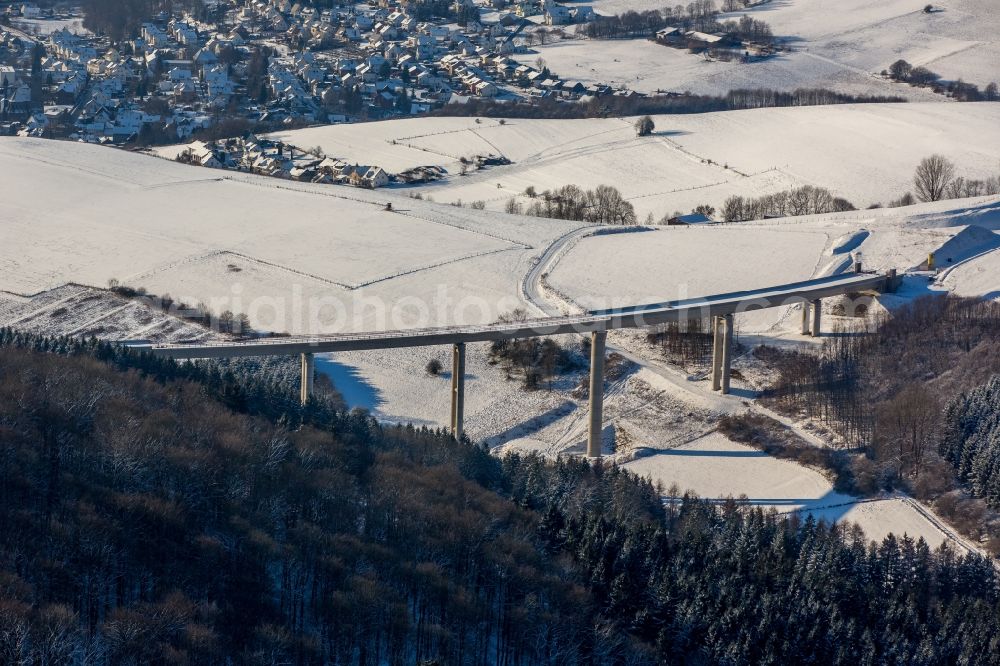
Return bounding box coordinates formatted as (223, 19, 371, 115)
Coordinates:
(10, 17, 90, 36)
(0, 137, 580, 333)
(625, 433, 954, 549)
(514, 39, 944, 101)
(547, 225, 829, 322)
(939, 249, 1000, 299)
(268, 104, 1000, 220)
(523, 0, 999, 96)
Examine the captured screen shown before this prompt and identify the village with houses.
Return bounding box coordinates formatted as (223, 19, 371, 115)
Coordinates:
(175, 133, 469, 187)
(0, 0, 779, 149)
(0, 0, 605, 145)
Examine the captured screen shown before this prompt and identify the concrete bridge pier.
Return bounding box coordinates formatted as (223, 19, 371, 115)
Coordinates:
(300, 352, 315, 406)
(811, 299, 822, 338)
(801, 302, 811, 335)
(451, 342, 466, 441)
(720, 314, 734, 395)
(710, 315, 734, 394)
(587, 330, 607, 458)
(710, 316, 724, 391)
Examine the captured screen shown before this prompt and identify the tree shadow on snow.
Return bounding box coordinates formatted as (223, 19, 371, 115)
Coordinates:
(314, 357, 384, 413)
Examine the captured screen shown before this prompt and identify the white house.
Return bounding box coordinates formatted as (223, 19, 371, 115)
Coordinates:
(362, 166, 389, 188)
(544, 3, 571, 24)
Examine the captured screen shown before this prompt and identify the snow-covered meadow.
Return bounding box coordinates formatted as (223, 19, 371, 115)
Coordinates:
(624, 433, 957, 549)
(268, 103, 1000, 221)
(0, 137, 579, 332)
(519, 0, 1000, 96)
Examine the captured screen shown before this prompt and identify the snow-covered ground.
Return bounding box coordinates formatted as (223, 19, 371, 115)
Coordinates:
(3, 136, 998, 549)
(0, 137, 581, 333)
(267, 104, 1000, 221)
(938, 249, 1000, 299)
(10, 17, 90, 36)
(545, 213, 1000, 335)
(523, 0, 999, 96)
(514, 39, 943, 101)
(625, 433, 954, 549)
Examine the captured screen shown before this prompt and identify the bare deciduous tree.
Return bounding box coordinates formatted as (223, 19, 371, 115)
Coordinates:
(914, 155, 956, 202)
(875, 384, 940, 480)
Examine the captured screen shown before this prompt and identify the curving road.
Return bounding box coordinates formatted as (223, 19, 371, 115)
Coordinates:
(519, 224, 756, 415)
(520, 224, 599, 316)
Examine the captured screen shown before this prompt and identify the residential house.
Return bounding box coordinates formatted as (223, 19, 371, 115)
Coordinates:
(544, 4, 571, 24)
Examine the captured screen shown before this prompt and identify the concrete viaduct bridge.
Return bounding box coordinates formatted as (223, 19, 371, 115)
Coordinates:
(138, 271, 893, 458)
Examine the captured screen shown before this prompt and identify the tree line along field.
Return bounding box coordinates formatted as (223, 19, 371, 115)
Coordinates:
(754, 296, 1000, 551)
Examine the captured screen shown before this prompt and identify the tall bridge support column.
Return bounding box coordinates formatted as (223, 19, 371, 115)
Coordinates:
(801, 302, 811, 335)
(300, 352, 315, 406)
(587, 330, 607, 458)
(451, 342, 466, 441)
(710, 316, 724, 391)
(886, 269, 898, 293)
(811, 299, 822, 338)
(720, 314, 734, 395)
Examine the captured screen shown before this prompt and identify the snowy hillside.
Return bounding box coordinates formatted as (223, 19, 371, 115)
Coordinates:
(519, 0, 1000, 97)
(0, 137, 580, 334)
(267, 103, 1000, 220)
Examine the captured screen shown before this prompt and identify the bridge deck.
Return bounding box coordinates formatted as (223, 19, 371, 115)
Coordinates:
(141, 272, 888, 360)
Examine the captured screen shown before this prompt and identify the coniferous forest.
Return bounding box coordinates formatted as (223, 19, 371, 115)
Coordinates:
(2, 328, 1000, 664)
(942, 377, 1000, 507)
